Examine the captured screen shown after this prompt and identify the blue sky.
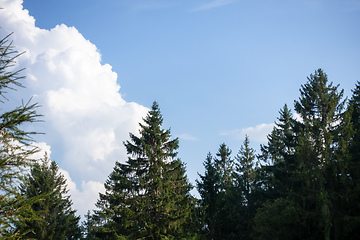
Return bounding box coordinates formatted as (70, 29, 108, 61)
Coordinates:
(1, 0, 359, 216)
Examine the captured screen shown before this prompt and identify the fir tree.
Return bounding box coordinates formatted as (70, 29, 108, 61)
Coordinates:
(197, 143, 243, 240)
(294, 69, 346, 240)
(0, 33, 41, 238)
(17, 155, 81, 239)
(233, 136, 258, 240)
(213, 143, 235, 239)
(196, 153, 221, 239)
(254, 69, 354, 240)
(342, 81, 360, 238)
(235, 135, 256, 196)
(95, 101, 197, 239)
(259, 104, 298, 199)
(214, 143, 233, 192)
(254, 105, 304, 240)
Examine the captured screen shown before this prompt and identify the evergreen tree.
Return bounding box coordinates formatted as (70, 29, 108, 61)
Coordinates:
(342, 81, 360, 238)
(293, 69, 346, 240)
(197, 143, 244, 240)
(254, 105, 304, 240)
(214, 143, 233, 192)
(259, 104, 298, 199)
(232, 136, 257, 240)
(95, 102, 197, 239)
(196, 153, 221, 239)
(254, 69, 354, 240)
(0, 33, 41, 238)
(17, 155, 81, 239)
(235, 135, 256, 196)
(260, 104, 295, 165)
(81, 210, 99, 240)
(213, 143, 235, 239)
(94, 161, 133, 239)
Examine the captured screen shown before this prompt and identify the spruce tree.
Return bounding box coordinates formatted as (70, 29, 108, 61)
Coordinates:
(254, 69, 354, 240)
(95, 102, 196, 239)
(214, 143, 233, 192)
(235, 135, 256, 196)
(196, 153, 221, 239)
(17, 155, 81, 239)
(233, 136, 258, 240)
(254, 105, 304, 240)
(214, 143, 235, 239)
(294, 69, 346, 240)
(259, 104, 298, 199)
(342, 81, 360, 238)
(197, 143, 239, 239)
(0, 33, 41, 238)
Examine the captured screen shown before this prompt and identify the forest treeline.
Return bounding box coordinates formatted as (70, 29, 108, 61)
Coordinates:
(1, 34, 360, 240)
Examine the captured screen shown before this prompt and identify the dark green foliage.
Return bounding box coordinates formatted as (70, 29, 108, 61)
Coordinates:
(233, 136, 258, 240)
(214, 143, 233, 191)
(235, 136, 256, 195)
(259, 104, 298, 200)
(253, 198, 303, 240)
(0, 33, 42, 239)
(197, 140, 259, 240)
(94, 102, 198, 239)
(294, 69, 347, 240)
(253, 69, 359, 240)
(196, 153, 221, 239)
(81, 210, 99, 239)
(17, 155, 81, 239)
(211, 144, 236, 239)
(341, 81, 360, 238)
(195, 69, 360, 240)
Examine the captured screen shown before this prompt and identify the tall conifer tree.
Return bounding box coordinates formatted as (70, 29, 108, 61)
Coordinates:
(214, 143, 233, 192)
(294, 69, 346, 240)
(196, 153, 221, 239)
(17, 155, 81, 239)
(259, 104, 298, 198)
(233, 136, 258, 240)
(235, 135, 256, 196)
(342, 81, 360, 238)
(254, 69, 354, 240)
(197, 143, 240, 239)
(95, 102, 196, 239)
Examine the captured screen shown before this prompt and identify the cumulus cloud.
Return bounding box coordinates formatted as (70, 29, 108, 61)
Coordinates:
(0, 0, 148, 216)
(60, 168, 105, 216)
(192, 0, 235, 11)
(220, 122, 275, 143)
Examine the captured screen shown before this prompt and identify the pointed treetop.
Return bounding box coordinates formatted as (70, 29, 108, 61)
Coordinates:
(141, 101, 163, 129)
(294, 68, 345, 124)
(216, 143, 232, 160)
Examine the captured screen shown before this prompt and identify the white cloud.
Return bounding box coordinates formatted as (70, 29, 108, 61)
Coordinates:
(29, 142, 52, 160)
(177, 133, 199, 141)
(60, 168, 105, 218)
(0, 0, 148, 216)
(192, 0, 235, 11)
(220, 122, 275, 143)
